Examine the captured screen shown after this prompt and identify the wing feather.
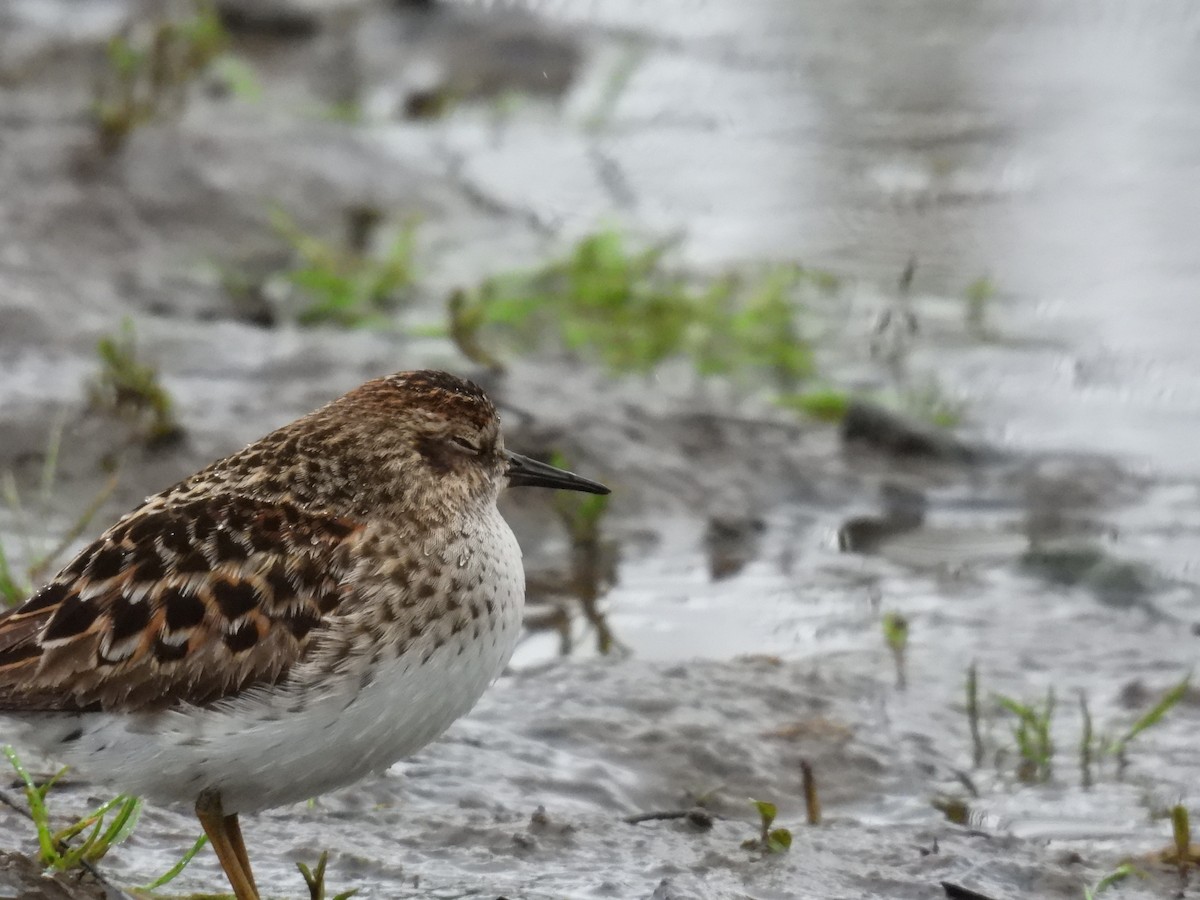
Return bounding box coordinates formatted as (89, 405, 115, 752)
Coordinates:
(0, 494, 362, 713)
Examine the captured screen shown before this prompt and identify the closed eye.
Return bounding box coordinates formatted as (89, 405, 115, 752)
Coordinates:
(451, 436, 481, 455)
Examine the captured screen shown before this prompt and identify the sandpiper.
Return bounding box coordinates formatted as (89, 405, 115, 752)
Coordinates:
(0, 370, 608, 899)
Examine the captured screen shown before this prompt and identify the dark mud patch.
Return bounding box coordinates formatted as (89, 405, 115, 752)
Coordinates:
(0, 850, 110, 900)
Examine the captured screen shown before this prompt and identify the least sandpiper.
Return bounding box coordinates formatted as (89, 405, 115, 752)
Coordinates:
(0, 370, 608, 899)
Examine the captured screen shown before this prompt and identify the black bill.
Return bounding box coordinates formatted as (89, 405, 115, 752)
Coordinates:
(505, 451, 610, 494)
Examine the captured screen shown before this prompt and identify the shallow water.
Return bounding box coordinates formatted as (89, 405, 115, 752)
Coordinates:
(1, 0, 1200, 898)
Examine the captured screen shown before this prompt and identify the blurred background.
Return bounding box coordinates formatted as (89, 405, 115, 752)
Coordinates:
(1, 1, 1199, 898)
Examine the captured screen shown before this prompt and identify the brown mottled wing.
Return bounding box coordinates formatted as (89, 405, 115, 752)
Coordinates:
(0, 495, 362, 713)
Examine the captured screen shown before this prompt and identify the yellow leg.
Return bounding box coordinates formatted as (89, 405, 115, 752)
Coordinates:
(196, 791, 260, 900)
(223, 811, 258, 894)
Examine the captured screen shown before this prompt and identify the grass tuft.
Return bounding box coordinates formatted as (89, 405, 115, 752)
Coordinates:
(975, 668, 1189, 788)
(2, 746, 141, 870)
(777, 387, 851, 423)
(89, 319, 183, 447)
(3, 746, 209, 890)
(94, 1, 229, 154)
(271, 209, 418, 328)
(446, 230, 820, 387)
(995, 689, 1056, 783)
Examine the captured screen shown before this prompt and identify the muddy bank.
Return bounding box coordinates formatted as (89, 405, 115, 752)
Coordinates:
(4, 658, 1182, 899)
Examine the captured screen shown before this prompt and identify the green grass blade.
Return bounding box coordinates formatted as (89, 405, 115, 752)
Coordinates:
(3, 746, 60, 865)
(1087, 862, 1139, 896)
(1111, 674, 1190, 754)
(88, 795, 142, 860)
(58, 814, 106, 869)
(54, 793, 127, 844)
(139, 832, 209, 890)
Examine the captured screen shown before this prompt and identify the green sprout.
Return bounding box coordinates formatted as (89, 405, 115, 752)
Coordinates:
(899, 375, 966, 428)
(881, 611, 909, 690)
(88, 319, 183, 447)
(0, 541, 25, 607)
(777, 387, 851, 423)
(995, 689, 1055, 783)
(94, 1, 228, 154)
(138, 832, 210, 891)
(742, 799, 792, 854)
(1079, 691, 1094, 789)
(967, 664, 984, 769)
(297, 850, 359, 900)
(1170, 804, 1193, 883)
(931, 794, 972, 827)
(1105, 673, 1190, 766)
(271, 209, 417, 328)
(209, 54, 262, 101)
(964, 275, 995, 335)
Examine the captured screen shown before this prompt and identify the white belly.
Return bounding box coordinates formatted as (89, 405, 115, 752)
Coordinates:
(14, 514, 525, 814)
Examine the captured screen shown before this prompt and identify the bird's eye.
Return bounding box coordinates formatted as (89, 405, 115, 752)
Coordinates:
(451, 436, 481, 455)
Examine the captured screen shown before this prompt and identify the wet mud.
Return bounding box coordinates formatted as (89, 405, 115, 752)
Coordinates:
(2, 1, 1199, 898)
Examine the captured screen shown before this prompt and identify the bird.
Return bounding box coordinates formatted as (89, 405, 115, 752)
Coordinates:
(0, 369, 609, 899)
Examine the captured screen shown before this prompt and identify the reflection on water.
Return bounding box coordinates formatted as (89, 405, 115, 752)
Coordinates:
(561, 0, 1200, 471)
